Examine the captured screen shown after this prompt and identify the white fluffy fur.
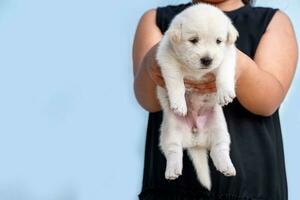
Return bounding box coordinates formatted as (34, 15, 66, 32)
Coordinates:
(156, 4, 239, 190)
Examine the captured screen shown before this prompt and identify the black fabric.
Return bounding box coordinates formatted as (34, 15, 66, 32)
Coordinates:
(138, 3, 287, 200)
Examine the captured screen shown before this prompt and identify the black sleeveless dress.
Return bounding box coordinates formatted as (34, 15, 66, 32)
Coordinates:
(138, 3, 288, 200)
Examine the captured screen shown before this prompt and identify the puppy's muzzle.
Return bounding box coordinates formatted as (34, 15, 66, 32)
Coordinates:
(200, 57, 213, 67)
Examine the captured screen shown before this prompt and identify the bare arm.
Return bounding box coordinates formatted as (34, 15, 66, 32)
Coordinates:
(132, 9, 162, 112)
(133, 9, 298, 116)
(235, 11, 298, 116)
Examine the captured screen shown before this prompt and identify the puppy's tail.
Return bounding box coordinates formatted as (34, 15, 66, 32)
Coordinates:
(187, 148, 211, 190)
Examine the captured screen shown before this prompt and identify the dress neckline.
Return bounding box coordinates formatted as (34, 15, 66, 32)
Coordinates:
(187, 2, 250, 16)
(223, 4, 250, 15)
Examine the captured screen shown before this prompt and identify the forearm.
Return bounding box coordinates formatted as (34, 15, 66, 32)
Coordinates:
(134, 44, 161, 112)
(236, 50, 285, 116)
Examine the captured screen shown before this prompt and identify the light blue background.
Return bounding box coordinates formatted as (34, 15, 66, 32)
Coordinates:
(0, 0, 299, 199)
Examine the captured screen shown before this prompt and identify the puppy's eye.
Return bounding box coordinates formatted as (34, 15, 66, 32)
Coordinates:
(216, 38, 222, 45)
(189, 37, 199, 44)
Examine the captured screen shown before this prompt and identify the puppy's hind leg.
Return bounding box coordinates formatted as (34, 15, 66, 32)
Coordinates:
(187, 147, 211, 190)
(164, 148, 183, 180)
(160, 124, 183, 180)
(210, 140, 236, 177)
(158, 107, 184, 180)
(209, 106, 236, 177)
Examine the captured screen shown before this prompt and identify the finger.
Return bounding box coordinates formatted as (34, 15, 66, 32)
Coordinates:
(185, 82, 216, 90)
(157, 79, 165, 88)
(153, 73, 164, 82)
(153, 75, 165, 88)
(193, 82, 216, 90)
(193, 87, 217, 94)
(195, 89, 216, 94)
(184, 77, 215, 85)
(206, 72, 215, 77)
(152, 65, 162, 74)
(203, 72, 216, 81)
(152, 72, 163, 79)
(184, 79, 205, 85)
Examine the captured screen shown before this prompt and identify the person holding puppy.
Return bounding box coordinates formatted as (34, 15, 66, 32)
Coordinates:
(133, 0, 298, 199)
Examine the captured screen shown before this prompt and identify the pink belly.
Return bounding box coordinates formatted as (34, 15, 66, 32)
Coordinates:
(175, 92, 215, 133)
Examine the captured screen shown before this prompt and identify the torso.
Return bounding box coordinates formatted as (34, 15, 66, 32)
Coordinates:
(139, 3, 288, 200)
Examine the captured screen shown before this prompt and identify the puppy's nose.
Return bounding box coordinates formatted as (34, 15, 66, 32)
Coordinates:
(200, 57, 212, 66)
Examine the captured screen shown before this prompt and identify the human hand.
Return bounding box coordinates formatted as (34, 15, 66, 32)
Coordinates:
(148, 62, 216, 94)
(184, 73, 217, 94)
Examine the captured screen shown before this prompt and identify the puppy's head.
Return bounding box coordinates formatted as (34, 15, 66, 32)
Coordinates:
(167, 4, 238, 71)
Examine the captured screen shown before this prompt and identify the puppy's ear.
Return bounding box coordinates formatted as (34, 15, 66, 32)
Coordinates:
(227, 22, 239, 45)
(168, 22, 182, 44)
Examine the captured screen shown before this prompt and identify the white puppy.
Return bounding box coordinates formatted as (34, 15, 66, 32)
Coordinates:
(156, 4, 238, 190)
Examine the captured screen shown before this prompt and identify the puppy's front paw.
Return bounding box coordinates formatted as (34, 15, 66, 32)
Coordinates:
(170, 98, 187, 116)
(216, 87, 236, 106)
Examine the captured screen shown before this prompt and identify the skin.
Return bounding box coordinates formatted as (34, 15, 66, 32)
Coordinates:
(133, 0, 298, 116)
